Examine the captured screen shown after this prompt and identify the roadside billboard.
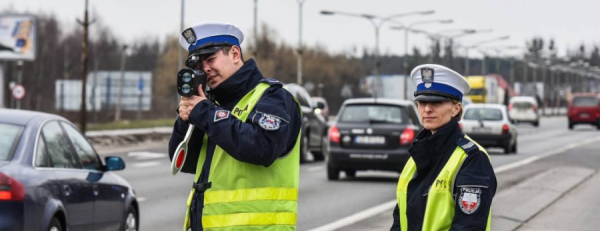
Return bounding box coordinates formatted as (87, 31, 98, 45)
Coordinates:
(0, 15, 36, 61)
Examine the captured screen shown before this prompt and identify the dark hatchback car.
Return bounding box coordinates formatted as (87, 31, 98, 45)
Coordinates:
(326, 98, 421, 180)
(568, 93, 600, 130)
(284, 84, 328, 162)
(0, 109, 138, 231)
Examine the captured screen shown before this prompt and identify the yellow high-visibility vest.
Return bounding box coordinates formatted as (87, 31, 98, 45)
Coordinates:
(396, 135, 491, 231)
(183, 82, 301, 231)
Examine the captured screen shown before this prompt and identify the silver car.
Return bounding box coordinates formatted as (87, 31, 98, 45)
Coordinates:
(461, 104, 518, 154)
(508, 96, 540, 126)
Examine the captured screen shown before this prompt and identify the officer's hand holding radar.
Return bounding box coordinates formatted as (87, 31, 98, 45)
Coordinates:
(177, 62, 208, 122)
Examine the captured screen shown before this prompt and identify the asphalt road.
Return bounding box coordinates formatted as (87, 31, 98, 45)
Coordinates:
(98, 116, 599, 231)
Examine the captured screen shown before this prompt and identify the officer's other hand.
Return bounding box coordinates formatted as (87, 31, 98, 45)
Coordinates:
(179, 85, 207, 122)
(178, 99, 190, 122)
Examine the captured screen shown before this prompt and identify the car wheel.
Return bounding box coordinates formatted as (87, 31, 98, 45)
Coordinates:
(121, 206, 138, 231)
(327, 165, 339, 180)
(48, 217, 62, 231)
(596, 120, 600, 130)
(345, 170, 356, 178)
(503, 142, 511, 154)
(533, 120, 539, 127)
(313, 136, 328, 161)
(300, 134, 308, 163)
(569, 120, 574, 130)
(511, 141, 517, 154)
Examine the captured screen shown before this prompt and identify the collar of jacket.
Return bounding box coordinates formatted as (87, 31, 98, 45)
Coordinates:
(408, 118, 461, 174)
(208, 58, 263, 105)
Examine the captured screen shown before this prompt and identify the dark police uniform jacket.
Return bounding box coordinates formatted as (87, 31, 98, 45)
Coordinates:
(391, 119, 497, 231)
(168, 59, 302, 230)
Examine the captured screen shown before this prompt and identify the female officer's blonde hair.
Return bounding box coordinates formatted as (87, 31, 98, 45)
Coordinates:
(451, 100, 463, 122)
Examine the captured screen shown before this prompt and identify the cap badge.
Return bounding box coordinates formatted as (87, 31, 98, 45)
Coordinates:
(421, 68, 434, 88)
(182, 28, 197, 45)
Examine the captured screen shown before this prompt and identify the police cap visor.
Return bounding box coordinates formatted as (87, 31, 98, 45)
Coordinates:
(185, 46, 225, 69)
(414, 94, 454, 102)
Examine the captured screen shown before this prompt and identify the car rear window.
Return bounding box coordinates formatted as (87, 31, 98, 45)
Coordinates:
(572, 97, 597, 107)
(512, 102, 534, 109)
(464, 108, 503, 121)
(0, 123, 24, 161)
(339, 104, 407, 124)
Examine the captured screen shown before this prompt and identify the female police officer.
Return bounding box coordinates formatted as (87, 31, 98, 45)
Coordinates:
(390, 64, 497, 231)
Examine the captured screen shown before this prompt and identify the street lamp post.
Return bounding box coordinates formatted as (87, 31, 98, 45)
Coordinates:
(296, 0, 307, 85)
(253, 0, 258, 58)
(479, 45, 519, 76)
(321, 10, 434, 98)
(464, 36, 510, 76)
(179, 0, 185, 70)
(399, 19, 453, 99)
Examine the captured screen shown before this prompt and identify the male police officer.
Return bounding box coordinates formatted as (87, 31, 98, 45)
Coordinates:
(169, 22, 302, 231)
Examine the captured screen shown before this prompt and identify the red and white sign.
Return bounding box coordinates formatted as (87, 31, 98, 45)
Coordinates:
(11, 84, 25, 100)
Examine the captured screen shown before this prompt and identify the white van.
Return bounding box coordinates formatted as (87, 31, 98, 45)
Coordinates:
(508, 96, 540, 126)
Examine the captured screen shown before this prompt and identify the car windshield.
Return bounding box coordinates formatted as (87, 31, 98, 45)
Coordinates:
(0, 123, 24, 161)
(467, 88, 486, 95)
(339, 104, 407, 124)
(464, 108, 503, 121)
(572, 97, 597, 107)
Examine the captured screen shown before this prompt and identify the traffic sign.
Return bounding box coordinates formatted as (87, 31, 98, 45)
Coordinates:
(12, 84, 25, 100)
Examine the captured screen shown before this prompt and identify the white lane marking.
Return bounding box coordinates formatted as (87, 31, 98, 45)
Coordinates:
(307, 200, 397, 231)
(128, 152, 166, 160)
(495, 135, 600, 173)
(131, 161, 162, 168)
(309, 135, 600, 231)
(307, 166, 324, 172)
(137, 197, 147, 202)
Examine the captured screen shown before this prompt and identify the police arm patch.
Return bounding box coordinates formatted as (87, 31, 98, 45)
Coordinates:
(458, 187, 481, 215)
(258, 113, 281, 131)
(214, 110, 230, 123)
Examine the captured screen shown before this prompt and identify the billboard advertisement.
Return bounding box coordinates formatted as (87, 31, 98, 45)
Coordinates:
(0, 15, 36, 61)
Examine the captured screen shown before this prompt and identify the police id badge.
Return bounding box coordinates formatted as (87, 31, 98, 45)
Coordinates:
(458, 187, 481, 214)
(214, 110, 230, 123)
(421, 68, 434, 88)
(259, 114, 281, 131)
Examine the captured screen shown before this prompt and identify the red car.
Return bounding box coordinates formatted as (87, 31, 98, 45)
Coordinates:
(568, 93, 600, 130)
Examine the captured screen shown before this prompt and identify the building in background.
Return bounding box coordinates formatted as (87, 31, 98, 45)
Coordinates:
(54, 71, 152, 112)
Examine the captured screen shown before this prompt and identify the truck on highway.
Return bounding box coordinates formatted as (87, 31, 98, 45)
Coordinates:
(465, 75, 507, 104)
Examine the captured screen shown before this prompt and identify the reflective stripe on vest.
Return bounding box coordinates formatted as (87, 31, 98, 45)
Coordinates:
(183, 82, 301, 231)
(396, 135, 491, 231)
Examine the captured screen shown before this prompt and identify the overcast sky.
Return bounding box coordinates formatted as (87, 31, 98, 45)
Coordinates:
(4, 0, 600, 58)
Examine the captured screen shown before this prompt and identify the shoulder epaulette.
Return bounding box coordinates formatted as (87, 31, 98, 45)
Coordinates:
(260, 78, 282, 87)
(456, 134, 480, 155)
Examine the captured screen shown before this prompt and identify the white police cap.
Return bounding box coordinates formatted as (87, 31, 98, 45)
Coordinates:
(411, 64, 471, 102)
(179, 22, 244, 67)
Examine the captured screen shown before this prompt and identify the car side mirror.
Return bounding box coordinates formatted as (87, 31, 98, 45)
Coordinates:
(316, 102, 325, 109)
(105, 156, 125, 171)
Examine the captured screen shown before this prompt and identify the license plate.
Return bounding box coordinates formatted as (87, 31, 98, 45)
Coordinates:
(354, 136, 386, 144)
(349, 153, 389, 160)
(472, 127, 491, 133)
(580, 113, 589, 118)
